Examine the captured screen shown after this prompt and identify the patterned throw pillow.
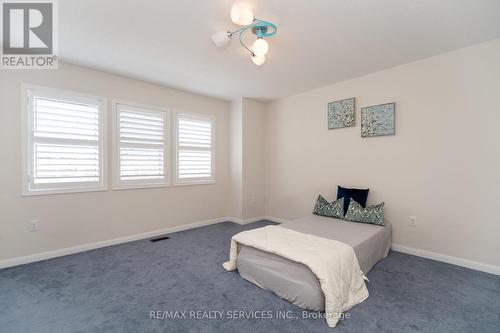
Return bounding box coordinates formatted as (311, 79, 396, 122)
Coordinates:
(313, 195, 344, 219)
(345, 200, 385, 226)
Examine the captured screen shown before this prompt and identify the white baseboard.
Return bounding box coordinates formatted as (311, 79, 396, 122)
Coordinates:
(0, 217, 228, 270)
(392, 244, 500, 276)
(228, 216, 288, 225)
(227, 217, 263, 225)
(0, 216, 281, 269)
(231, 216, 500, 276)
(263, 216, 500, 276)
(4, 215, 497, 277)
(263, 216, 289, 224)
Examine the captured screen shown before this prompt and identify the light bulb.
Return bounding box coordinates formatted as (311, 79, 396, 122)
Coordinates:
(252, 38, 269, 56)
(251, 54, 266, 66)
(230, 3, 254, 25)
(212, 31, 231, 47)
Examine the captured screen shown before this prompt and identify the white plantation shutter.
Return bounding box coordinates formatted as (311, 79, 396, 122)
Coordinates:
(24, 87, 106, 194)
(115, 104, 168, 187)
(176, 114, 214, 183)
(33, 144, 100, 184)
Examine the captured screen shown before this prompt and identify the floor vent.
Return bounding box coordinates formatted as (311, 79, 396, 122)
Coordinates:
(150, 236, 170, 242)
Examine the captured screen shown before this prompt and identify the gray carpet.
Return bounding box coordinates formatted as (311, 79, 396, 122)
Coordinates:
(1, 221, 499, 333)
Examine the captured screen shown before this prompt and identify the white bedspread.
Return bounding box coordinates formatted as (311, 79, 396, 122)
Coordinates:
(223, 225, 369, 328)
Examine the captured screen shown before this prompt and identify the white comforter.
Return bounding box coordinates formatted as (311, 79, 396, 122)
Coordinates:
(223, 225, 369, 328)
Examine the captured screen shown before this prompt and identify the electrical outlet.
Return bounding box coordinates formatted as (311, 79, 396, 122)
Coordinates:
(408, 216, 417, 227)
(28, 219, 39, 232)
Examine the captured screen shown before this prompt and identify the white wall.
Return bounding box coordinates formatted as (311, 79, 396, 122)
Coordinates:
(228, 98, 266, 220)
(0, 62, 230, 261)
(264, 39, 500, 268)
(2, 40, 499, 272)
(228, 98, 243, 219)
(242, 98, 266, 219)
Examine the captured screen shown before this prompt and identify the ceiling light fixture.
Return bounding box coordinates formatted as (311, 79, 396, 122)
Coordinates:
(212, 2, 277, 66)
(251, 54, 266, 66)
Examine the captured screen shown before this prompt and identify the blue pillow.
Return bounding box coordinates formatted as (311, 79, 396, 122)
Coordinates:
(336, 186, 369, 215)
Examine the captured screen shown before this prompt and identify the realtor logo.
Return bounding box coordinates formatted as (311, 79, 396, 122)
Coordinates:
(1, 0, 58, 69)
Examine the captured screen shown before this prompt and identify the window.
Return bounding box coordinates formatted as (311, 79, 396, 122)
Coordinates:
(175, 113, 215, 184)
(22, 85, 106, 195)
(113, 102, 168, 188)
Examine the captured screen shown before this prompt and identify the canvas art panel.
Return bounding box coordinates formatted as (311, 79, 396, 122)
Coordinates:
(361, 102, 395, 137)
(328, 98, 355, 129)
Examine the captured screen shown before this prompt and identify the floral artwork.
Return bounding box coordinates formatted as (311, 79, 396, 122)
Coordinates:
(361, 103, 395, 137)
(328, 98, 355, 129)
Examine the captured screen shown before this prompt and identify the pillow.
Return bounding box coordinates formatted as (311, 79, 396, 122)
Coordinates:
(345, 199, 385, 226)
(336, 186, 369, 215)
(312, 195, 344, 219)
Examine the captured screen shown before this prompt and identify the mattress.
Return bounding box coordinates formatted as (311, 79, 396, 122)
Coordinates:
(236, 215, 391, 311)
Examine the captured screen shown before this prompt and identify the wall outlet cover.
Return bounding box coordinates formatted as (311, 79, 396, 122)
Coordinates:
(409, 216, 417, 227)
(29, 220, 40, 232)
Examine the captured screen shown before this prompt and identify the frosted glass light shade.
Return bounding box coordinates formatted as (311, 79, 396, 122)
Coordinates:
(251, 54, 266, 66)
(230, 3, 254, 25)
(212, 31, 231, 47)
(252, 38, 269, 56)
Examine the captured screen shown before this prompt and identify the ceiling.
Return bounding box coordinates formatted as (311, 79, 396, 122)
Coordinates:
(59, 0, 500, 101)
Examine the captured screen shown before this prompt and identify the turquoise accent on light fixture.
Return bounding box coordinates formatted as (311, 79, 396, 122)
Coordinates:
(211, 3, 278, 66)
(251, 19, 278, 38)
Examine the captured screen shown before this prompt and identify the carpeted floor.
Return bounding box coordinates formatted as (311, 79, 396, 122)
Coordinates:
(1, 221, 499, 333)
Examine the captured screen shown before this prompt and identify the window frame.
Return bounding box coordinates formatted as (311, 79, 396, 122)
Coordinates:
(21, 83, 108, 196)
(174, 111, 216, 186)
(111, 99, 171, 190)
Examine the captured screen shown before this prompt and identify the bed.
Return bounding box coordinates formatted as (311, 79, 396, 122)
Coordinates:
(236, 215, 392, 311)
